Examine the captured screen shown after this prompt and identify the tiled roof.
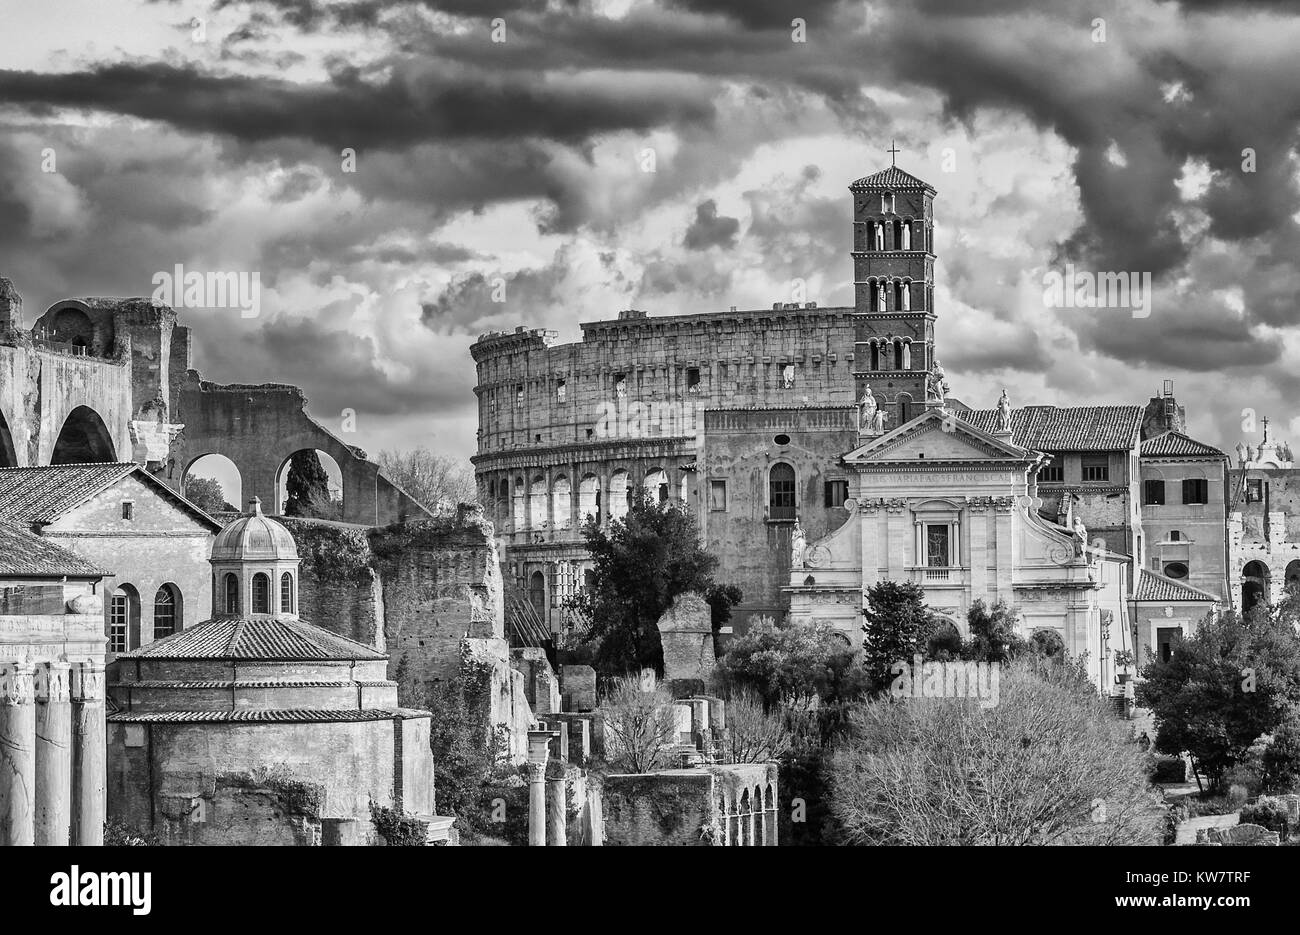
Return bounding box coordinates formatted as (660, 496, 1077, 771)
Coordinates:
(961, 405, 1142, 451)
(1133, 568, 1220, 603)
(107, 708, 423, 723)
(117, 616, 387, 661)
(110, 679, 395, 690)
(1141, 431, 1227, 459)
(0, 522, 107, 577)
(0, 462, 221, 529)
(849, 166, 935, 192)
(504, 585, 551, 648)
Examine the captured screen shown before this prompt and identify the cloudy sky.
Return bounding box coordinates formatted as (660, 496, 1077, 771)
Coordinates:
(3, 0, 1300, 467)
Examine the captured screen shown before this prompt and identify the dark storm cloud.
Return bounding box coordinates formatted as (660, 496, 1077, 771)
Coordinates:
(0, 60, 716, 147)
(683, 199, 738, 250)
(666, 0, 843, 29)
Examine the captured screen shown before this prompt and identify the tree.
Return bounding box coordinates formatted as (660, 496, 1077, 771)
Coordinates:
(721, 688, 797, 764)
(826, 658, 1163, 845)
(962, 598, 1027, 663)
(599, 676, 678, 773)
(1262, 711, 1300, 793)
(377, 447, 475, 513)
(861, 580, 937, 693)
(183, 476, 230, 515)
(284, 450, 332, 517)
(715, 618, 866, 708)
(1136, 608, 1300, 790)
(567, 492, 732, 677)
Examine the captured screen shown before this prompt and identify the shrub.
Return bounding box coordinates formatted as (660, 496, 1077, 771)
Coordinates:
(722, 688, 795, 764)
(368, 801, 428, 846)
(1241, 796, 1291, 836)
(103, 818, 158, 846)
(715, 618, 866, 708)
(1263, 713, 1300, 792)
(599, 676, 678, 773)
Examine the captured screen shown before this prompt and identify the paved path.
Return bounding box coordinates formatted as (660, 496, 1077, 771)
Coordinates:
(1175, 812, 1239, 845)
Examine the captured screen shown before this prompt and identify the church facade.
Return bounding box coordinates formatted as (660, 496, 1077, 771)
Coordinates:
(471, 161, 1228, 688)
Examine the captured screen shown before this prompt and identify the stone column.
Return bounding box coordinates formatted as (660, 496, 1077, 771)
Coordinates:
(526, 729, 551, 847)
(35, 661, 72, 846)
(71, 660, 106, 847)
(547, 776, 567, 846)
(0, 660, 36, 846)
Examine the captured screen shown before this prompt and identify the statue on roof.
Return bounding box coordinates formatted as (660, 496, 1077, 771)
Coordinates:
(858, 385, 878, 433)
(997, 388, 1012, 434)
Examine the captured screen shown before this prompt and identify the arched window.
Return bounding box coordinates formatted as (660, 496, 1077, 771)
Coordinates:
(153, 585, 180, 640)
(108, 585, 141, 653)
(769, 463, 796, 521)
(898, 393, 913, 426)
(280, 572, 294, 614)
(223, 572, 240, 614)
(529, 570, 547, 617)
(901, 221, 912, 250)
(870, 342, 880, 370)
(252, 573, 270, 614)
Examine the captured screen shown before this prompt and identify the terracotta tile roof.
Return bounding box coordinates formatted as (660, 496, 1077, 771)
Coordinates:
(0, 462, 221, 529)
(0, 522, 108, 577)
(849, 166, 935, 192)
(1133, 568, 1220, 603)
(960, 405, 1142, 451)
(110, 679, 393, 690)
(107, 708, 423, 723)
(117, 616, 387, 661)
(1140, 431, 1227, 458)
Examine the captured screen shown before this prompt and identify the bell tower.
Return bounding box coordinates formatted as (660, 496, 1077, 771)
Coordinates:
(849, 146, 938, 431)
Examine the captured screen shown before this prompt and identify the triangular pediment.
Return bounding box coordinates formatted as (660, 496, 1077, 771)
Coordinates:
(844, 408, 1037, 464)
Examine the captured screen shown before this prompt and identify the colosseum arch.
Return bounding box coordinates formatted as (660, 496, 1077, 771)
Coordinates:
(609, 470, 630, 519)
(51, 405, 117, 464)
(552, 475, 572, 530)
(1243, 560, 1270, 613)
(578, 474, 600, 522)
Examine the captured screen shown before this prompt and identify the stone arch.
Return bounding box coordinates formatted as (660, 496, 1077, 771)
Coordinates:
(0, 407, 17, 468)
(1287, 560, 1300, 593)
(609, 470, 629, 520)
(1243, 560, 1269, 614)
(897, 392, 914, 426)
(46, 306, 95, 352)
(275, 448, 343, 518)
(644, 467, 668, 503)
(182, 452, 243, 509)
(552, 475, 572, 530)
(927, 617, 962, 659)
(51, 405, 117, 464)
(512, 476, 526, 529)
(578, 474, 600, 522)
(529, 569, 547, 617)
(1030, 627, 1065, 659)
(529, 474, 548, 529)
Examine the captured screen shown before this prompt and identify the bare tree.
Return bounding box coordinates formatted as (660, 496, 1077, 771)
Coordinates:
(376, 447, 476, 512)
(826, 658, 1163, 845)
(722, 688, 795, 764)
(599, 676, 679, 773)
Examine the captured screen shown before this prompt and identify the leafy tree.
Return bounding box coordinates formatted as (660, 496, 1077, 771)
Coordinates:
(1136, 608, 1300, 790)
(962, 598, 1027, 663)
(715, 618, 866, 708)
(377, 447, 475, 513)
(284, 450, 337, 518)
(1261, 710, 1300, 793)
(861, 580, 937, 692)
(827, 659, 1163, 845)
(183, 475, 231, 515)
(567, 492, 733, 677)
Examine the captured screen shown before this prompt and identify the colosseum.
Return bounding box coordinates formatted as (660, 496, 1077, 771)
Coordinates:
(471, 165, 941, 635)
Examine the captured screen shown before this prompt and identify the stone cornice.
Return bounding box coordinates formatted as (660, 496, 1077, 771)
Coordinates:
(473, 436, 695, 469)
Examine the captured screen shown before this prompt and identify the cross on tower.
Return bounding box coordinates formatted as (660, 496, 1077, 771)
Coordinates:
(887, 140, 900, 166)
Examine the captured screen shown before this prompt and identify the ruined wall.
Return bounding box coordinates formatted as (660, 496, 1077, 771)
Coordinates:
(700, 406, 858, 632)
(282, 519, 386, 649)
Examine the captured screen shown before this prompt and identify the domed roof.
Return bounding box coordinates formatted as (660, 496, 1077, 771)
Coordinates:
(211, 497, 299, 562)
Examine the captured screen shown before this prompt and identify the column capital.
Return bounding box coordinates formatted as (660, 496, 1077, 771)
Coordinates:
(70, 660, 106, 703)
(0, 660, 36, 705)
(34, 661, 72, 704)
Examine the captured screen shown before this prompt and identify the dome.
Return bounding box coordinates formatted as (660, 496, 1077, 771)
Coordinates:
(211, 497, 299, 562)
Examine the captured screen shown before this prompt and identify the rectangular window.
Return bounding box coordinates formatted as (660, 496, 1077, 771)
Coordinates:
(515, 385, 524, 407)
(1183, 478, 1208, 505)
(556, 379, 566, 402)
(109, 596, 128, 653)
(686, 367, 701, 393)
(925, 524, 950, 567)
(710, 480, 728, 512)
(824, 480, 849, 508)
(769, 468, 796, 521)
(1246, 478, 1264, 502)
(1038, 463, 1063, 483)
(121, 501, 134, 520)
(1142, 480, 1165, 505)
(1081, 456, 1109, 482)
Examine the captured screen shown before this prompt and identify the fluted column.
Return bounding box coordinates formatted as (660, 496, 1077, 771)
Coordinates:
(70, 660, 105, 847)
(0, 660, 37, 846)
(35, 661, 72, 846)
(526, 729, 550, 847)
